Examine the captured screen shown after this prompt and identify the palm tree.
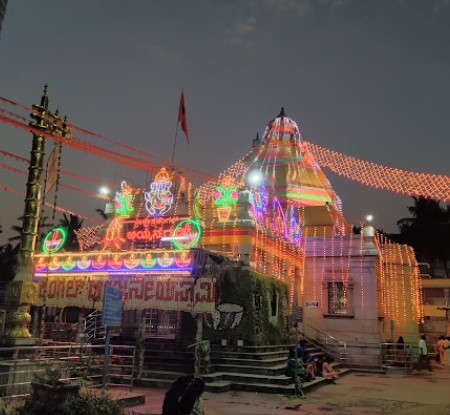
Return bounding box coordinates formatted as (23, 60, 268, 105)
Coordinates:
(95, 208, 108, 220)
(59, 213, 84, 251)
(8, 215, 52, 251)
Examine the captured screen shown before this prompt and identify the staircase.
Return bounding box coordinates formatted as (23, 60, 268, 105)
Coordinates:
(134, 337, 350, 395)
(138, 339, 196, 389)
(202, 343, 348, 394)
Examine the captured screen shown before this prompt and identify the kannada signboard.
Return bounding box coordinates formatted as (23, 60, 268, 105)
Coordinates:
(33, 275, 216, 313)
(102, 285, 123, 326)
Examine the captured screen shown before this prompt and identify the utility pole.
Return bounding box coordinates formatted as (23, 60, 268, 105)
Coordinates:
(1, 85, 62, 343)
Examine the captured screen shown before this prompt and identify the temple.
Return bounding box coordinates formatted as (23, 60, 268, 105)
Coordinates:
(32, 110, 422, 364)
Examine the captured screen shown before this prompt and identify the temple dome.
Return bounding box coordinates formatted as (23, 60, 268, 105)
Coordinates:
(261, 107, 302, 144)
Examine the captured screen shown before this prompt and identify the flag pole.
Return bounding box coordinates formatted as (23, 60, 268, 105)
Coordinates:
(171, 120, 179, 166)
(172, 91, 188, 166)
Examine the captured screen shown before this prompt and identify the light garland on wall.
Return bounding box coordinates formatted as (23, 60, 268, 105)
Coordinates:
(34, 249, 193, 275)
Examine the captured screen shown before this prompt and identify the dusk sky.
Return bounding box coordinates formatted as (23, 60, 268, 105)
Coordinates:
(1, 0, 449, 243)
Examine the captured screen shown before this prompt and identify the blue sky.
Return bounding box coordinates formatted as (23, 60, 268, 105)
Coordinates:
(0, 0, 449, 241)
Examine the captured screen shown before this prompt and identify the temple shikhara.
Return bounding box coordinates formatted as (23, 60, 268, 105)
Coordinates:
(32, 109, 423, 363)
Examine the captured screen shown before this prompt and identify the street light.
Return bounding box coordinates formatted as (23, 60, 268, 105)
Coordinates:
(245, 170, 263, 187)
(99, 186, 111, 196)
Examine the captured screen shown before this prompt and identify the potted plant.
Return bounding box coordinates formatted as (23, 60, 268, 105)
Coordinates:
(15, 363, 80, 415)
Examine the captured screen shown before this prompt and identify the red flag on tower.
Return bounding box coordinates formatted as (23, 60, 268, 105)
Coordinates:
(178, 91, 189, 143)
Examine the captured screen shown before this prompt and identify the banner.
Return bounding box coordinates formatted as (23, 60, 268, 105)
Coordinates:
(44, 144, 61, 195)
(34, 274, 216, 313)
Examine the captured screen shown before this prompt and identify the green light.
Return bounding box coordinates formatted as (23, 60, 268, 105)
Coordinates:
(42, 227, 68, 253)
(172, 219, 202, 250)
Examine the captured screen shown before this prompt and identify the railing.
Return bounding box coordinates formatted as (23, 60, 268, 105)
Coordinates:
(0, 342, 135, 397)
(84, 310, 103, 341)
(83, 311, 121, 341)
(380, 342, 413, 374)
(301, 323, 347, 365)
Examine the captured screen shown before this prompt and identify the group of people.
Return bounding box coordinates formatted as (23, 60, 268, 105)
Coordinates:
(285, 340, 339, 384)
(417, 334, 450, 370)
(162, 376, 205, 415)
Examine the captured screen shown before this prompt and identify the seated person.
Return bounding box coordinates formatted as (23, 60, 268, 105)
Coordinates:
(322, 356, 339, 383)
(297, 340, 307, 359)
(302, 352, 317, 380)
(285, 349, 306, 380)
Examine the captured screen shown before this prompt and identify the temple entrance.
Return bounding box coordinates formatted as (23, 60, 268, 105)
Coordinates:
(144, 309, 178, 339)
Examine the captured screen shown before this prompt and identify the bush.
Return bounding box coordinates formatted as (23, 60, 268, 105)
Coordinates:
(62, 392, 124, 415)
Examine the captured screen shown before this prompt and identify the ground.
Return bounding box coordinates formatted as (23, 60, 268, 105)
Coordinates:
(123, 361, 450, 415)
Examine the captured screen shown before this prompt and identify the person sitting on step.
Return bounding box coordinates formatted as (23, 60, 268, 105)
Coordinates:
(285, 348, 308, 380)
(302, 352, 317, 380)
(322, 356, 340, 383)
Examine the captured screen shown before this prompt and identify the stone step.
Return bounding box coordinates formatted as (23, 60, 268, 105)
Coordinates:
(213, 363, 286, 376)
(143, 351, 194, 360)
(212, 350, 289, 360)
(141, 370, 191, 380)
(144, 362, 194, 372)
(211, 344, 292, 353)
(204, 368, 351, 394)
(212, 356, 287, 367)
(203, 371, 294, 386)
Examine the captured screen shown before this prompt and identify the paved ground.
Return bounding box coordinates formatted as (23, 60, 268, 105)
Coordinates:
(121, 362, 450, 415)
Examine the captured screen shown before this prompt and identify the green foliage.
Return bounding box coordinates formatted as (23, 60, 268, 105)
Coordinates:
(204, 268, 289, 345)
(393, 196, 450, 277)
(62, 392, 124, 415)
(0, 243, 19, 282)
(33, 364, 63, 387)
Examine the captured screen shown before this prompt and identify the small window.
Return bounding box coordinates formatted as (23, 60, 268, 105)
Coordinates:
(323, 280, 353, 317)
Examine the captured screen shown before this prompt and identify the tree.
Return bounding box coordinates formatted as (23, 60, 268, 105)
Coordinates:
(8, 215, 52, 251)
(0, 243, 19, 281)
(59, 214, 84, 251)
(393, 196, 450, 277)
(95, 208, 107, 220)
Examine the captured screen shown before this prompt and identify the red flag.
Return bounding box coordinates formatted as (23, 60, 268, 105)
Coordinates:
(178, 91, 189, 143)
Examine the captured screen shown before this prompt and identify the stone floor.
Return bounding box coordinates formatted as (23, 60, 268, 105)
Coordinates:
(108, 361, 450, 415)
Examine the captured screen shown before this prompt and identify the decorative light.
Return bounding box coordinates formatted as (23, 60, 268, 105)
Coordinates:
(290, 206, 301, 247)
(34, 250, 193, 275)
(251, 180, 268, 222)
(214, 175, 239, 207)
(42, 227, 67, 254)
(272, 197, 287, 238)
(114, 180, 135, 217)
(101, 217, 125, 250)
(172, 219, 202, 250)
(145, 168, 174, 216)
(305, 141, 450, 202)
